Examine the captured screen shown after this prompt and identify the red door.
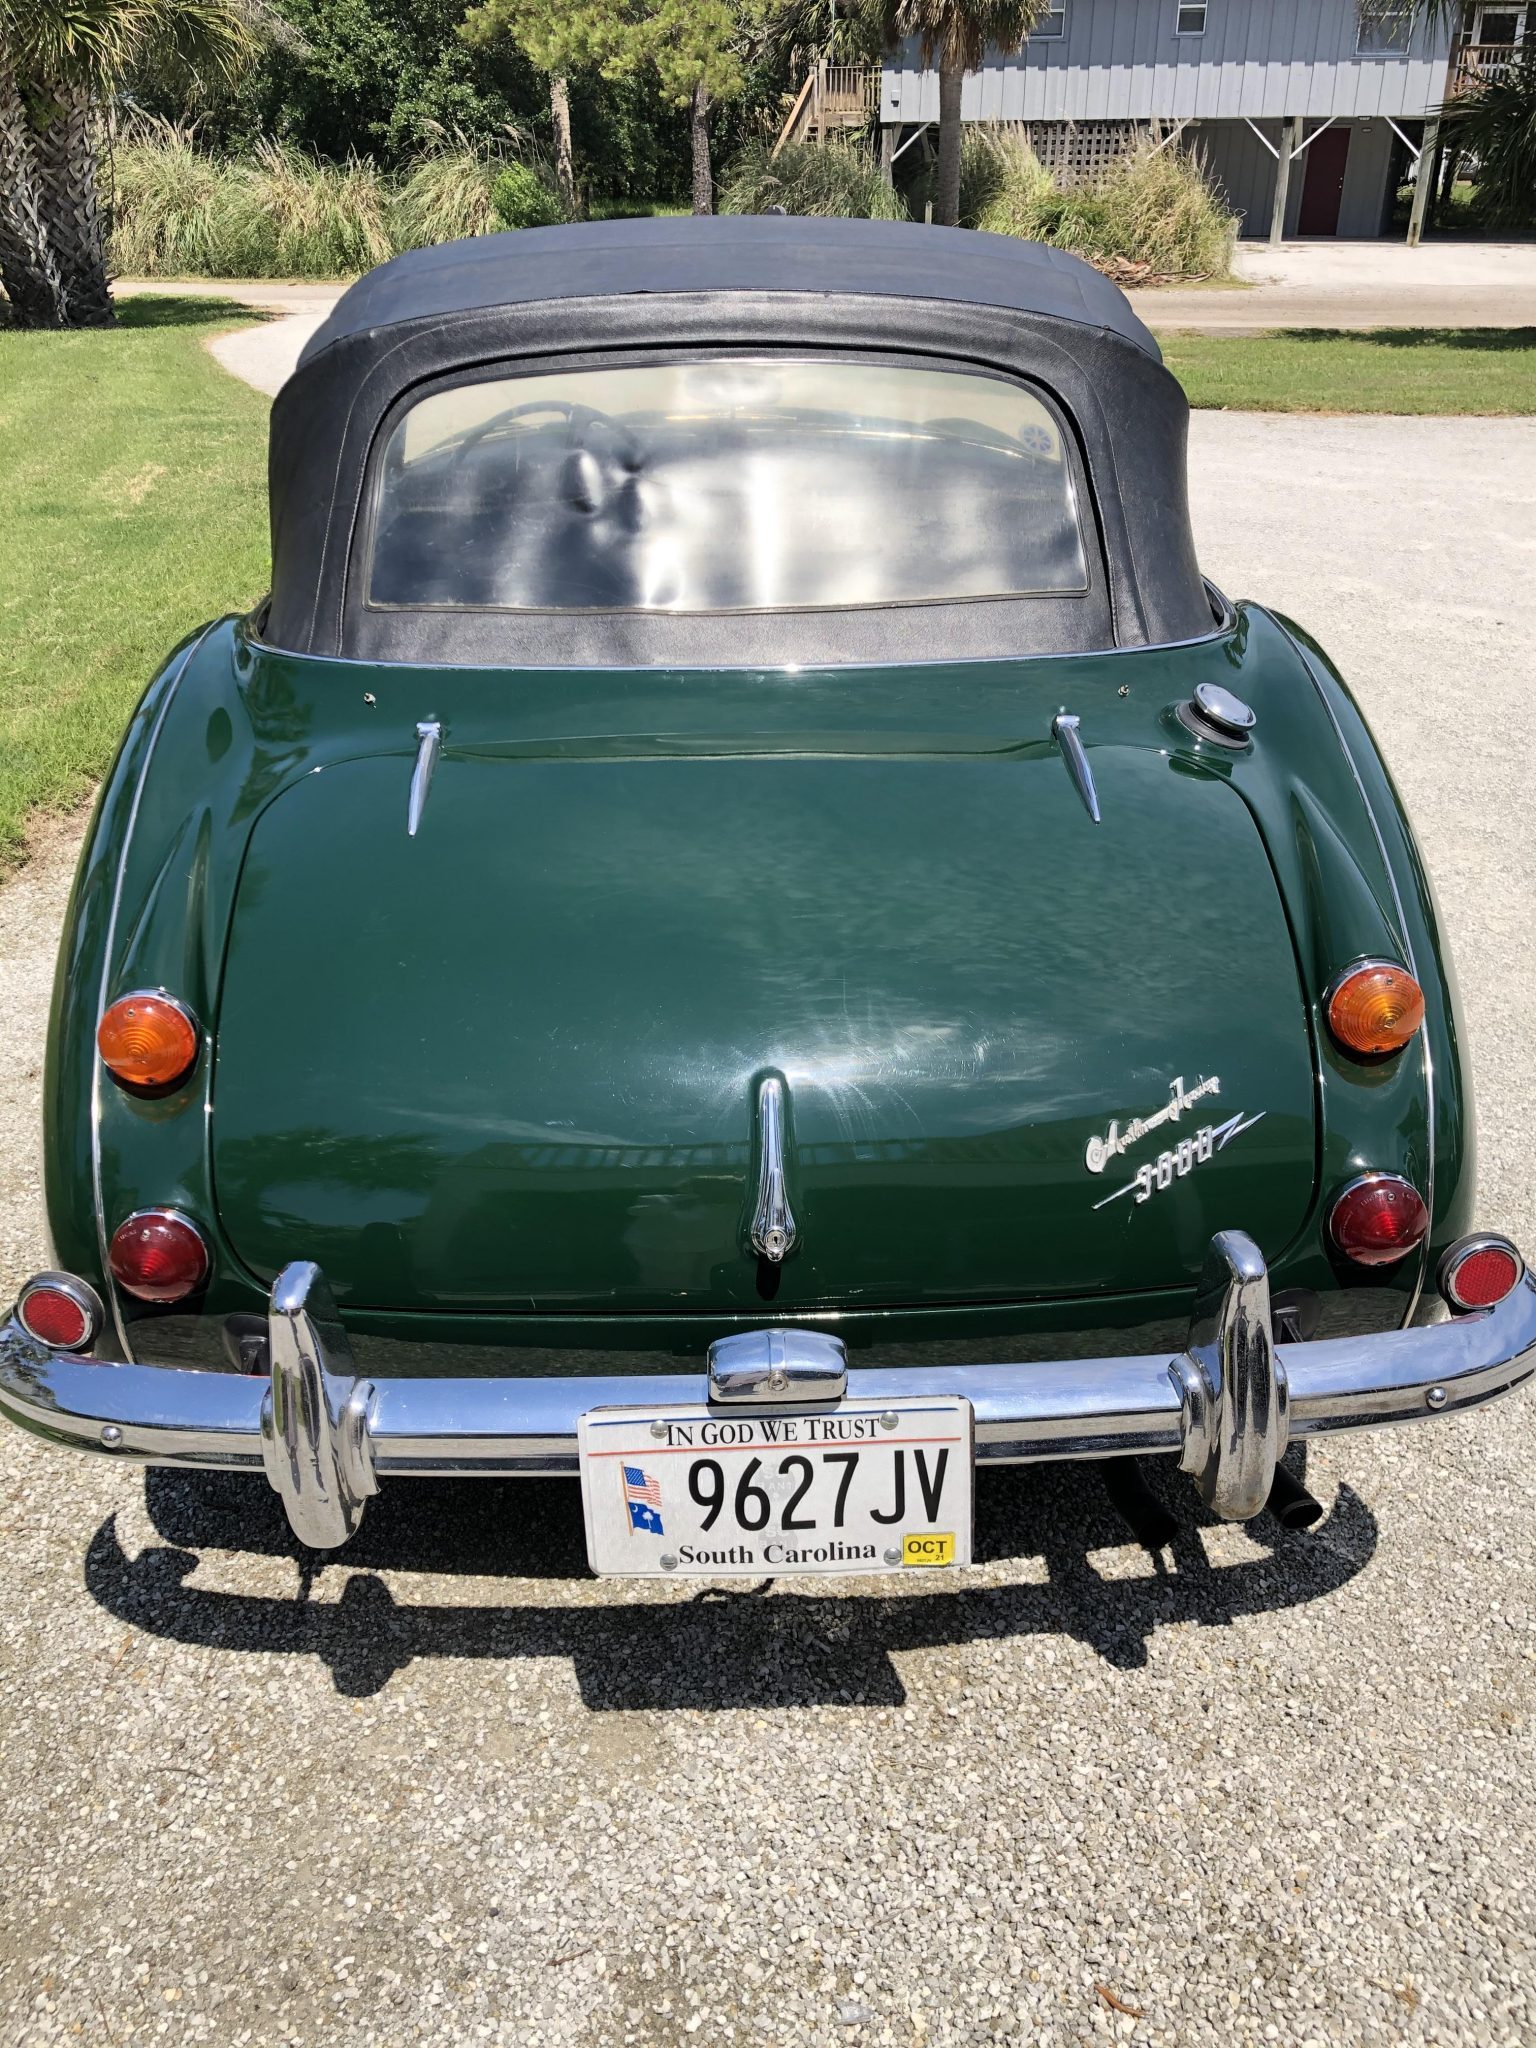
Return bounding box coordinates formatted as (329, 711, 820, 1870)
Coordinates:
(1297, 127, 1351, 235)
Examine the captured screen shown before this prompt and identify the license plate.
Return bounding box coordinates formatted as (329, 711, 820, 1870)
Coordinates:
(578, 1397, 974, 1578)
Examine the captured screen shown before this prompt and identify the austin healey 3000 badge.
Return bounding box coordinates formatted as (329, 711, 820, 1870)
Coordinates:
(1086, 1074, 1265, 1210)
(1084, 1074, 1223, 1174)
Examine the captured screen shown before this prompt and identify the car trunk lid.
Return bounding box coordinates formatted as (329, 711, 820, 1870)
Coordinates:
(211, 740, 1316, 1311)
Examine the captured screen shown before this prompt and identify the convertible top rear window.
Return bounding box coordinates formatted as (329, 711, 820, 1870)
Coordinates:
(367, 358, 1089, 615)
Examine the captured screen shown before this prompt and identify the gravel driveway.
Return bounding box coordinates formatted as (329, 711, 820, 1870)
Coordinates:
(2, 415, 1533, 2048)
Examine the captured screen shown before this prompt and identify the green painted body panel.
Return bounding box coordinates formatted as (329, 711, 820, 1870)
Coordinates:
(211, 746, 1314, 1311)
(41, 603, 1474, 1371)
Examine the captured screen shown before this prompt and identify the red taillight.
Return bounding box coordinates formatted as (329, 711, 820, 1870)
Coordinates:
(97, 992, 199, 1091)
(17, 1277, 99, 1350)
(1328, 1174, 1429, 1267)
(108, 1210, 209, 1303)
(1326, 962, 1425, 1059)
(1440, 1236, 1525, 1313)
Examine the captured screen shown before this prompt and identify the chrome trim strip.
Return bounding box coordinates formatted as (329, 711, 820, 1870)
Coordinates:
(406, 720, 441, 838)
(91, 625, 216, 1365)
(1051, 712, 1101, 823)
(4, 1254, 1531, 1548)
(749, 1075, 797, 1263)
(1277, 614, 1433, 1329)
(238, 586, 1239, 677)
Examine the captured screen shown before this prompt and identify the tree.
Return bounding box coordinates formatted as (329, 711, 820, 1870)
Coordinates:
(468, 0, 760, 217)
(0, 0, 265, 327)
(631, 0, 757, 214)
(1438, 44, 1536, 228)
(461, 0, 622, 211)
(0, 48, 68, 324)
(880, 0, 1045, 227)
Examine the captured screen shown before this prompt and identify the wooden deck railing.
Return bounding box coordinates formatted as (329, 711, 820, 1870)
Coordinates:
(773, 61, 880, 154)
(1451, 42, 1523, 93)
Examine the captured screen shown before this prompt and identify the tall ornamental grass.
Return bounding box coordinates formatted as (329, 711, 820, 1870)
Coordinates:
(394, 135, 542, 249)
(973, 131, 1237, 279)
(109, 126, 561, 279)
(110, 123, 228, 276)
(719, 139, 907, 220)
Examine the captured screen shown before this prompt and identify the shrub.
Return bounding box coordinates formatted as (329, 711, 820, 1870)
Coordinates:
(974, 132, 1237, 279)
(224, 143, 396, 278)
(109, 128, 560, 278)
(489, 162, 569, 231)
(394, 136, 523, 249)
(718, 138, 906, 221)
(112, 127, 394, 279)
(111, 122, 227, 277)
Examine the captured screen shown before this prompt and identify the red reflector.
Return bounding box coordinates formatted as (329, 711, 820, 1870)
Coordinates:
(1328, 1175, 1429, 1267)
(1442, 1241, 1523, 1312)
(18, 1285, 91, 1350)
(109, 1210, 209, 1303)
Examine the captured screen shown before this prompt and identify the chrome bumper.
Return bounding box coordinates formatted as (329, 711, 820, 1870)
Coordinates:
(2, 1232, 1532, 1551)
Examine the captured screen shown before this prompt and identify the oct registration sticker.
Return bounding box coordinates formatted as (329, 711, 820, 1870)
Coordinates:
(577, 1397, 973, 1578)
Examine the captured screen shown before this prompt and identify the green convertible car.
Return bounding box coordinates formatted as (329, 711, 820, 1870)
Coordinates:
(3, 218, 1531, 1570)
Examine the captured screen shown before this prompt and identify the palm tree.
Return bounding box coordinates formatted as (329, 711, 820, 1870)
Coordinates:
(0, 44, 68, 324)
(881, 0, 1046, 227)
(1438, 43, 1536, 227)
(0, 0, 266, 328)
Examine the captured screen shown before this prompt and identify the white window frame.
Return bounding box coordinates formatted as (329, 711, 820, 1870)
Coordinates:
(1175, 2, 1208, 34)
(1034, 2, 1067, 38)
(1355, 3, 1414, 55)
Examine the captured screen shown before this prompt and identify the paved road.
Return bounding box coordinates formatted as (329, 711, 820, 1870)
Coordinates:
(2, 416, 1533, 2046)
(119, 237, 1536, 353)
(1146, 236, 1536, 331)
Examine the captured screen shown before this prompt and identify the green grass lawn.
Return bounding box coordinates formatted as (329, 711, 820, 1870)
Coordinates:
(0, 297, 269, 871)
(1160, 326, 1536, 414)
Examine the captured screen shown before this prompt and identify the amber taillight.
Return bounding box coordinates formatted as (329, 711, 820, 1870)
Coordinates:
(1326, 962, 1425, 1059)
(97, 992, 199, 1091)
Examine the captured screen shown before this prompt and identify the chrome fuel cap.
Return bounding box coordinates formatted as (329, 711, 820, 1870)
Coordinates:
(1178, 680, 1256, 748)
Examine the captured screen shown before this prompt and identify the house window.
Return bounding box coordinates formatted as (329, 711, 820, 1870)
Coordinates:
(1176, 3, 1207, 32)
(1356, 3, 1413, 53)
(1034, 2, 1067, 37)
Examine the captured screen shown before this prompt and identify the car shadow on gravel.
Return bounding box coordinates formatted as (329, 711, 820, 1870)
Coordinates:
(81, 1456, 1378, 1702)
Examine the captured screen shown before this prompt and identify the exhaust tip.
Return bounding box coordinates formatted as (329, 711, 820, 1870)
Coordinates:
(1267, 1462, 1323, 1530)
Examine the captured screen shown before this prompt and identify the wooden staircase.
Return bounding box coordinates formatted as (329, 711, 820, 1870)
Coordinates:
(772, 62, 880, 157)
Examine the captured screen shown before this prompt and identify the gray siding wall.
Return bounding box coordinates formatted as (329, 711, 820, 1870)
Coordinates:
(1196, 115, 1399, 234)
(881, 0, 1457, 125)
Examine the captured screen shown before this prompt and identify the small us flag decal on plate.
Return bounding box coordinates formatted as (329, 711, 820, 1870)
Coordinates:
(622, 1465, 664, 1536)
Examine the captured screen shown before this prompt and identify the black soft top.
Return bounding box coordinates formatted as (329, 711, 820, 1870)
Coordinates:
(265, 217, 1214, 667)
(297, 215, 1163, 370)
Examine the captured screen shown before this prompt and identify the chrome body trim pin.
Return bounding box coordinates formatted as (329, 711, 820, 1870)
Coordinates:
(749, 1075, 797, 1263)
(406, 721, 441, 838)
(1051, 713, 1101, 823)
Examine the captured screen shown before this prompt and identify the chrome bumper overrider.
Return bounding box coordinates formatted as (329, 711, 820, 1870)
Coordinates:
(2, 1232, 1533, 1551)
